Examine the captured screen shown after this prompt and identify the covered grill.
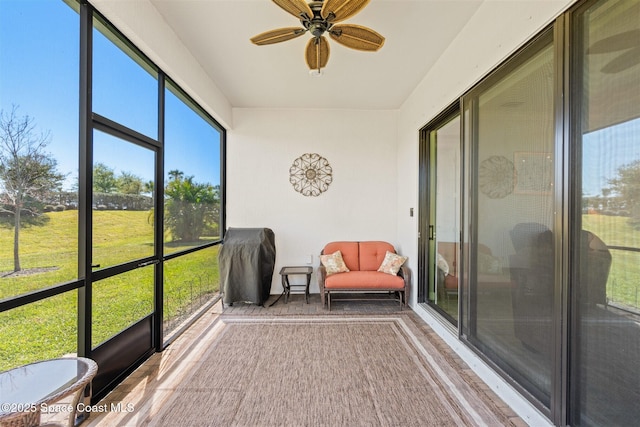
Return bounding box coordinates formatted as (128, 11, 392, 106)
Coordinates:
(218, 228, 276, 306)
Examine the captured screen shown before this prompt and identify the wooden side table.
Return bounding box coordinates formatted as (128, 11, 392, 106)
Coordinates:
(279, 266, 313, 304)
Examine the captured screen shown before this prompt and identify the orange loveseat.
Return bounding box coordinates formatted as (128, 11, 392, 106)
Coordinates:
(318, 241, 410, 310)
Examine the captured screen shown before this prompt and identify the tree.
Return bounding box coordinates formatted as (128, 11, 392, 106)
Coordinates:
(93, 162, 117, 193)
(164, 171, 218, 242)
(143, 180, 154, 195)
(93, 164, 152, 210)
(0, 106, 66, 272)
(607, 160, 640, 228)
(116, 171, 144, 195)
(168, 169, 184, 182)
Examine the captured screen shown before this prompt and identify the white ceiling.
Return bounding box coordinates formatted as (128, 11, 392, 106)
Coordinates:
(145, 0, 483, 110)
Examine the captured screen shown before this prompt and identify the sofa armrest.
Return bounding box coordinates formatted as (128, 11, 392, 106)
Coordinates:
(398, 264, 411, 306)
(318, 264, 327, 306)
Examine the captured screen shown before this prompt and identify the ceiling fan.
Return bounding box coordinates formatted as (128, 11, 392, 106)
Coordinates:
(587, 29, 640, 74)
(250, 0, 385, 73)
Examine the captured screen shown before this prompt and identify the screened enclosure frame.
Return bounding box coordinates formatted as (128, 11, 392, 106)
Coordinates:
(0, 0, 226, 402)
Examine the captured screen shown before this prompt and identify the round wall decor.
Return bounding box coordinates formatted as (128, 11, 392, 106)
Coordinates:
(289, 153, 333, 197)
(478, 155, 514, 199)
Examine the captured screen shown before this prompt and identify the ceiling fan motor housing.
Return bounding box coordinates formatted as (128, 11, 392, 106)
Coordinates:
(303, 1, 332, 37)
(308, 22, 328, 37)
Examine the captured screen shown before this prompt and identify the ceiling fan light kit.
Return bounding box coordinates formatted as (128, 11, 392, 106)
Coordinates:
(251, 0, 384, 72)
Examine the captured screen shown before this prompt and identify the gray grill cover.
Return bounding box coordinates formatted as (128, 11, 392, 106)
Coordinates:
(219, 228, 276, 305)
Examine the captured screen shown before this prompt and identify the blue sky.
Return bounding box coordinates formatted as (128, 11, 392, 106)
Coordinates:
(583, 118, 640, 197)
(0, 0, 221, 192)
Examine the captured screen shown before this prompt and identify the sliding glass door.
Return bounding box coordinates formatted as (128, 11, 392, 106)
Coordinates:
(570, 0, 640, 424)
(462, 30, 557, 409)
(417, 0, 640, 423)
(419, 109, 461, 324)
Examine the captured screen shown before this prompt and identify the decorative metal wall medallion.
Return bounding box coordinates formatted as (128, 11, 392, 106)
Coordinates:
(289, 153, 333, 197)
(478, 155, 515, 199)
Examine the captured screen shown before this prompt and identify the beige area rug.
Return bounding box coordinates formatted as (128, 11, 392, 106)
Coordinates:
(131, 315, 512, 427)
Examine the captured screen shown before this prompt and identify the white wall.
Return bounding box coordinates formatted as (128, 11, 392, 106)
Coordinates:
(228, 108, 398, 293)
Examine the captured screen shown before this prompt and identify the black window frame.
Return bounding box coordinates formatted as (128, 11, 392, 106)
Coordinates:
(0, 0, 226, 390)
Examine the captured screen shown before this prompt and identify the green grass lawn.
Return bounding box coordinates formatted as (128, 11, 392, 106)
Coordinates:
(583, 214, 640, 308)
(0, 210, 219, 371)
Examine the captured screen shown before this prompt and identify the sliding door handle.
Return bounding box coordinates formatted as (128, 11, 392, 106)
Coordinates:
(138, 260, 159, 268)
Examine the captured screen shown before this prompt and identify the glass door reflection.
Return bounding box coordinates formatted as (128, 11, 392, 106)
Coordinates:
(428, 114, 461, 323)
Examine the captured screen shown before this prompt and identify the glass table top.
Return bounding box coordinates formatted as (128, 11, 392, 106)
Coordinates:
(0, 358, 94, 415)
(280, 266, 313, 274)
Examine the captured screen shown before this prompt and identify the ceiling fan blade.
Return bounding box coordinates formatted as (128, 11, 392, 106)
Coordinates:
(600, 46, 640, 74)
(329, 24, 384, 51)
(321, 0, 370, 23)
(251, 27, 307, 45)
(588, 30, 640, 54)
(305, 36, 330, 70)
(272, 0, 313, 20)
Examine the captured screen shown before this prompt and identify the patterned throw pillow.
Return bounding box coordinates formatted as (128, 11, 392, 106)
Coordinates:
(320, 250, 350, 276)
(478, 251, 502, 274)
(377, 251, 408, 275)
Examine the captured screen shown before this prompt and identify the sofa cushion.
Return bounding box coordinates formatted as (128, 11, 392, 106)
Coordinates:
(445, 274, 457, 290)
(319, 250, 350, 276)
(359, 241, 396, 271)
(324, 270, 405, 290)
(324, 241, 359, 271)
(378, 251, 408, 275)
